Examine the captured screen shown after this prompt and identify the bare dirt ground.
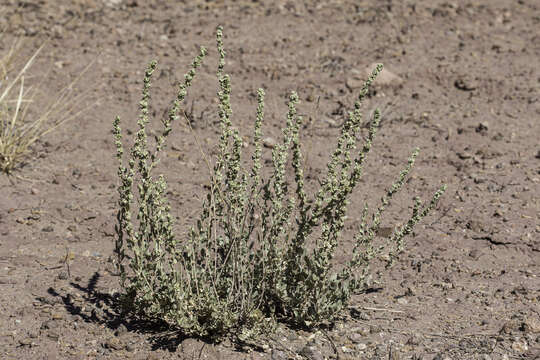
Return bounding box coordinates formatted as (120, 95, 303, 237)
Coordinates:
(0, 0, 539, 359)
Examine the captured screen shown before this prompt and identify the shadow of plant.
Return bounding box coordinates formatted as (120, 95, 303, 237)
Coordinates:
(46, 272, 197, 352)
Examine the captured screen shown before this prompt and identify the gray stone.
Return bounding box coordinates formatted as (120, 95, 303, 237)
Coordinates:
(263, 137, 277, 149)
(300, 345, 324, 360)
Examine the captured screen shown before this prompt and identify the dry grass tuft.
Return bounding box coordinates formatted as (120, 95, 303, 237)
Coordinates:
(0, 37, 90, 174)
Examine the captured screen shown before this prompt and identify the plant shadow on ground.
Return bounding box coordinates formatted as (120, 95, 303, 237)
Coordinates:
(46, 272, 206, 353)
(45, 272, 387, 354)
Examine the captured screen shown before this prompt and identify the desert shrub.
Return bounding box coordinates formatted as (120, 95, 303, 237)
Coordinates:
(0, 38, 89, 174)
(113, 26, 446, 341)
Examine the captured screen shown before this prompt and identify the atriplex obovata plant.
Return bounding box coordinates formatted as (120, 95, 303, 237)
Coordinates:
(112, 26, 446, 340)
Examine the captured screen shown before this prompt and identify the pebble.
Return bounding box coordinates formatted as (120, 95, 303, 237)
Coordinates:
(104, 0, 122, 7)
(397, 297, 409, 305)
(454, 76, 478, 91)
(300, 345, 324, 360)
(51, 312, 64, 320)
(356, 343, 367, 351)
(354, 326, 371, 336)
(263, 137, 277, 149)
(348, 332, 364, 343)
(19, 338, 33, 346)
(341, 345, 355, 353)
(104, 336, 125, 350)
(323, 117, 339, 127)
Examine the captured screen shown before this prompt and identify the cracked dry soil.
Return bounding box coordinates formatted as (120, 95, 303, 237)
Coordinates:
(0, 0, 539, 359)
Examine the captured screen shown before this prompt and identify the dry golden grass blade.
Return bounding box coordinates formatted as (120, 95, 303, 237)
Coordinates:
(0, 39, 94, 174)
(0, 43, 43, 104)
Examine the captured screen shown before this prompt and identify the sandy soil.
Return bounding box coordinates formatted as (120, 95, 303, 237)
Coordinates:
(0, 0, 539, 359)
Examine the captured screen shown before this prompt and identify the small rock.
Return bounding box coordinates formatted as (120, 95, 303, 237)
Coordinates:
(454, 76, 478, 91)
(19, 338, 33, 346)
(104, 336, 125, 350)
(263, 137, 277, 149)
(356, 343, 367, 351)
(104, 0, 122, 7)
(51, 312, 63, 320)
(348, 332, 364, 343)
(341, 345, 355, 354)
(300, 345, 324, 360)
(42, 226, 54, 232)
(457, 151, 473, 160)
(352, 326, 370, 337)
(397, 297, 408, 305)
